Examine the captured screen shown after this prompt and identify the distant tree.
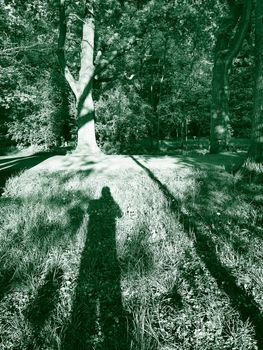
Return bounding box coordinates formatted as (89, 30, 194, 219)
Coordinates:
(229, 40, 254, 138)
(210, 0, 252, 154)
(242, 0, 263, 177)
(121, 0, 220, 148)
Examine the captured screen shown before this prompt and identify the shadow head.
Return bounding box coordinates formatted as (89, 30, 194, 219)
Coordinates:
(101, 186, 111, 198)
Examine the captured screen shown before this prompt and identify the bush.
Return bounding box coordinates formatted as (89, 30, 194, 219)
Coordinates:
(2, 70, 73, 149)
(95, 86, 150, 153)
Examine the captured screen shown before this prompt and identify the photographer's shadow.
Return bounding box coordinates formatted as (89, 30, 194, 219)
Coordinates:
(63, 186, 129, 350)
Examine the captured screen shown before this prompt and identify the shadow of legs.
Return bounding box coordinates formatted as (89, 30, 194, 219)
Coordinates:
(62, 187, 130, 350)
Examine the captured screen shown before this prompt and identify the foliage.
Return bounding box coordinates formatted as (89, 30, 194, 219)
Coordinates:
(0, 0, 258, 151)
(95, 86, 151, 153)
(0, 0, 72, 149)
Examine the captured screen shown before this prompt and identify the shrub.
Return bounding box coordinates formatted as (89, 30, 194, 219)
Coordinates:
(95, 86, 150, 153)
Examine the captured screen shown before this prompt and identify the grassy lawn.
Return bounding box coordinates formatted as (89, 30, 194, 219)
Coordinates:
(159, 138, 250, 154)
(0, 152, 262, 349)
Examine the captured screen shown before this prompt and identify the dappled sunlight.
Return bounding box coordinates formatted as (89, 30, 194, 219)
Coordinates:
(215, 125, 225, 135)
(130, 156, 263, 348)
(30, 153, 142, 173)
(1, 0, 263, 347)
(245, 158, 263, 175)
(0, 152, 262, 349)
(137, 155, 192, 172)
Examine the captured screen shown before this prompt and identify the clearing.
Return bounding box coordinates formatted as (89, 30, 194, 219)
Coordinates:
(0, 151, 262, 350)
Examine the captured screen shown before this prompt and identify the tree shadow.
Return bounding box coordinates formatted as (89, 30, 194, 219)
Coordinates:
(130, 156, 263, 349)
(62, 186, 130, 350)
(77, 79, 94, 129)
(0, 153, 62, 195)
(0, 170, 91, 303)
(25, 267, 63, 349)
(0, 264, 17, 302)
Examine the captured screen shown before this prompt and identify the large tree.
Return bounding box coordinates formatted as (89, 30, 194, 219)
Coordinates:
(210, 0, 252, 154)
(58, 0, 99, 153)
(57, 0, 151, 153)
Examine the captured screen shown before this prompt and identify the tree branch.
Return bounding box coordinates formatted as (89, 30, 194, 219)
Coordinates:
(226, 0, 252, 69)
(57, 0, 78, 97)
(94, 28, 147, 77)
(0, 43, 52, 56)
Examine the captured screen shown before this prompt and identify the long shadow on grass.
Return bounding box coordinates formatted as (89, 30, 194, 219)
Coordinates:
(25, 267, 63, 349)
(0, 170, 91, 303)
(0, 152, 63, 195)
(62, 186, 130, 350)
(130, 156, 263, 349)
(0, 264, 17, 302)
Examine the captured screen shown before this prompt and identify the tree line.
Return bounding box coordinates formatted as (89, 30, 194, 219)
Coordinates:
(0, 0, 262, 167)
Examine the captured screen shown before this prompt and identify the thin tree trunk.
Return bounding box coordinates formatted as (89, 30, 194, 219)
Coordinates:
(210, 0, 252, 154)
(243, 0, 263, 176)
(210, 55, 231, 153)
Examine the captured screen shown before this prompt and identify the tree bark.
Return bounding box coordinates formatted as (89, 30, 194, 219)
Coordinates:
(58, 0, 99, 153)
(210, 0, 252, 154)
(75, 2, 99, 153)
(243, 0, 263, 175)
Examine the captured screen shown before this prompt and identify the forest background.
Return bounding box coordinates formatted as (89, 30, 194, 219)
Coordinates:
(0, 0, 257, 157)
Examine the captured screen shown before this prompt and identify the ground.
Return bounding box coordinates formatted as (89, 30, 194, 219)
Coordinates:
(0, 150, 262, 350)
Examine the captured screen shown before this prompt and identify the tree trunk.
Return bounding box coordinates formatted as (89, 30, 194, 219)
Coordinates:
(210, 0, 252, 154)
(244, 0, 263, 175)
(75, 3, 99, 153)
(58, 0, 99, 154)
(210, 54, 231, 153)
(76, 88, 98, 153)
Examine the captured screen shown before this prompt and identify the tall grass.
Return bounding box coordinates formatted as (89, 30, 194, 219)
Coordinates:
(0, 155, 262, 349)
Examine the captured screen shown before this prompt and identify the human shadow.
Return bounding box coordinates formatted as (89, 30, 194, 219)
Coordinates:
(130, 156, 263, 349)
(0, 153, 61, 195)
(62, 186, 130, 350)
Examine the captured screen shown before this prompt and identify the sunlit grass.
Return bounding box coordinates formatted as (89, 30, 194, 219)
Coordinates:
(0, 154, 262, 349)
